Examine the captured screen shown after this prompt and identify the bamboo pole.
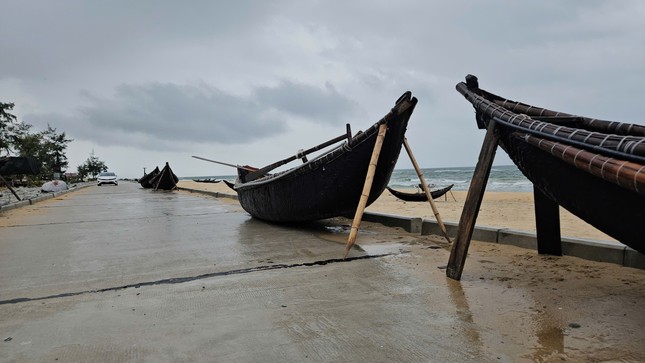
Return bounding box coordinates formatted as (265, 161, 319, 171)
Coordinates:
(344, 123, 388, 258)
(402, 138, 452, 243)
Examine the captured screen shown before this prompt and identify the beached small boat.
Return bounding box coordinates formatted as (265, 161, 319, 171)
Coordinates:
(193, 178, 221, 183)
(457, 75, 645, 253)
(227, 92, 418, 222)
(387, 184, 454, 202)
(149, 162, 179, 191)
(139, 166, 159, 189)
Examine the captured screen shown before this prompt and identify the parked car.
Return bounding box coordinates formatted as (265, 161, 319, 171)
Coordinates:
(97, 172, 118, 186)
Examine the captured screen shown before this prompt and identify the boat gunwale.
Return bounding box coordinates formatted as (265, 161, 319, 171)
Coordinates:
(233, 93, 416, 191)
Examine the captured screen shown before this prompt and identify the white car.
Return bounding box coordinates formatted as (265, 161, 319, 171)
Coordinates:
(97, 172, 118, 186)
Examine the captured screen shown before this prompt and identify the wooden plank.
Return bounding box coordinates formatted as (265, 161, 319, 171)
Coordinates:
(533, 187, 562, 255)
(446, 120, 499, 280)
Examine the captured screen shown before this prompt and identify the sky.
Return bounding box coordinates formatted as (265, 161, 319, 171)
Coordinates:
(1, 0, 643, 178)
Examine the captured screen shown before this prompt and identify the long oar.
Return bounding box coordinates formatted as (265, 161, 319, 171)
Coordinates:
(344, 123, 388, 258)
(192, 156, 257, 172)
(403, 138, 452, 243)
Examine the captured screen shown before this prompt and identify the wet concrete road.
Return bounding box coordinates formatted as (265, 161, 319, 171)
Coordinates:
(0, 182, 485, 362)
(2, 182, 644, 362)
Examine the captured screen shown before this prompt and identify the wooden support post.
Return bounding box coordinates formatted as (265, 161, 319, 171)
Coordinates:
(344, 123, 388, 257)
(0, 174, 21, 201)
(447, 120, 499, 280)
(533, 187, 562, 255)
(403, 138, 451, 243)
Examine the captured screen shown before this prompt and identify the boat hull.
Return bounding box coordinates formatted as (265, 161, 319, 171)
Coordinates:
(139, 167, 159, 188)
(457, 75, 645, 253)
(500, 130, 645, 252)
(386, 184, 454, 202)
(150, 163, 178, 191)
(235, 92, 417, 222)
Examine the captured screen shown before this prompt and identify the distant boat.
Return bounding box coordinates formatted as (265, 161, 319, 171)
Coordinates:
(225, 92, 418, 222)
(386, 184, 454, 202)
(149, 162, 178, 191)
(139, 166, 159, 188)
(457, 75, 645, 254)
(193, 178, 221, 183)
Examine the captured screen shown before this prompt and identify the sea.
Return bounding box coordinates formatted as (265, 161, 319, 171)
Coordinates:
(181, 164, 532, 193)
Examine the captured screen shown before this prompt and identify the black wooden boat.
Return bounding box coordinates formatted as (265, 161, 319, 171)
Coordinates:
(0, 156, 41, 176)
(149, 162, 178, 190)
(387, 184, 454, 202)
(229, 92, 418, 222)
(139, 166, 159, 188)
(193, 178, 221, 183)
(457, 75, 645, 253)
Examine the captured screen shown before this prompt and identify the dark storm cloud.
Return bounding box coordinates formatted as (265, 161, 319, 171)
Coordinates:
(79, 83, 286, 147)
(255, 81, 357, 124)
(23, 80, 358, 151)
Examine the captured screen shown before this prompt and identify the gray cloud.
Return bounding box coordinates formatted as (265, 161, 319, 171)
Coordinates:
(23, 80, 359, 151)
(255, 81, 357, 124)
(3, 0, 644, 177)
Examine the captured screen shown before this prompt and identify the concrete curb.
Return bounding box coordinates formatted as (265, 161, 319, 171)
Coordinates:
(0, 184, 93, 212)
(363, 211, 644, 270)
(177, 187, 239, 200)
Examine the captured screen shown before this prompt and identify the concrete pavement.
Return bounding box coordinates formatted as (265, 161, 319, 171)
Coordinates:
(1, 182, 643, 362)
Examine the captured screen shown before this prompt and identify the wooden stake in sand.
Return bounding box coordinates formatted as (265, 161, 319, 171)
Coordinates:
(402, 138, 451, 243)
(447, 120, 499, 280)
(344, 123, 388, 258)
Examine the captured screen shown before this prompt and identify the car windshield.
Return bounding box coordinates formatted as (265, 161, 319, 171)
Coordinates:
(100, 172, 115, 177)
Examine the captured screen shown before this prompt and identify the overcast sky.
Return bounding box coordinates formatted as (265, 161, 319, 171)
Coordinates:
(1, 0, 643, 178)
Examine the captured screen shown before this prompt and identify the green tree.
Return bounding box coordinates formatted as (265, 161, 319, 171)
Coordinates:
(0, 102, 18, 155)
(40, 124, 73, 176)
(77, 151, 108, 180)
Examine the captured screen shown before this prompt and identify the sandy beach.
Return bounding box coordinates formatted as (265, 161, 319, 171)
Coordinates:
(177, 180, 617, 243)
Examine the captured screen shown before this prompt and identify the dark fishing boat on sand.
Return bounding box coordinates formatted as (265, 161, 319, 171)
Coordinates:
(139, 166, 159, 189)
(149, 162, 178, 191)
(457, 75, 645, 254)
(0, 156, 41, 176)
(193, 178, 221, 183)
(218, 92, 418, 222)
(387, 184, 454, 202)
